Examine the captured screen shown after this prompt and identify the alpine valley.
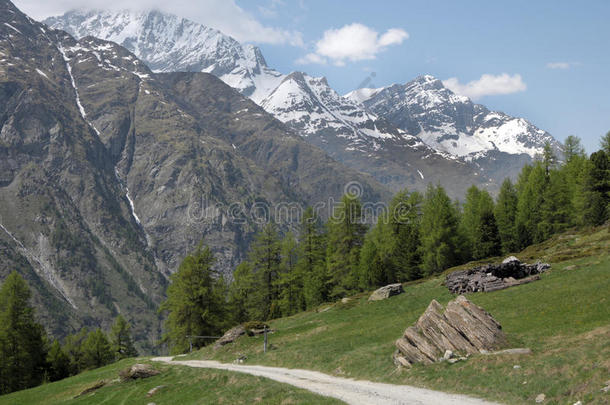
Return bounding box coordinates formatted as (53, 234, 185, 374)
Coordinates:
(0, 1, 563, 349)
(0, 0, 386, 349)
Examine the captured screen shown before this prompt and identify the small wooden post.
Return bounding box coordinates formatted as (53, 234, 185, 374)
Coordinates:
(263, 326, 268, 353)
(189, 336, 193, 353)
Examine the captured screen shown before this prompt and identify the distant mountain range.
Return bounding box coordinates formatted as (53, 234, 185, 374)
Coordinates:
(46, 9, 563, 195)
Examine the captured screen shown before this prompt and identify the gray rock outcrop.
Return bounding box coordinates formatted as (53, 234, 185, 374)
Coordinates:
(445, 257, 550, 294)
(394, 295, 507, 367)
(368, 283, 404, 301)
(214, 325, 246, 349)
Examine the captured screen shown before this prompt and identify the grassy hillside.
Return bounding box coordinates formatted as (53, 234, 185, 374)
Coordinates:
(0, 358, 342, 404)
(2, 226, 607, 405)
(189, 225, 610, 404)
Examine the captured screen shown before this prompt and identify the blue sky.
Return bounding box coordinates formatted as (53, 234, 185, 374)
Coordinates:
(17, 0, 609, 152)
(236, 0, 609, 153)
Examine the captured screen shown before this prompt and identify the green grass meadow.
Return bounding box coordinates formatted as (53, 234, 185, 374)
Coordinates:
(2, 226, 608, 404)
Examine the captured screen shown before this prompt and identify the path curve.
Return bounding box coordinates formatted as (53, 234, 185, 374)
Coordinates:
(152, 357, 499, 405)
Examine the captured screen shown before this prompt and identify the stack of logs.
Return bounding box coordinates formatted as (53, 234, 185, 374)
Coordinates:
(445, 256, 550, 294)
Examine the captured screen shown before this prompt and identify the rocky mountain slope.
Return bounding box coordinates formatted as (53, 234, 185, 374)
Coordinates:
(0, 0, 387, 346)
(47, 9, 563, 195)
(45, 9, 507, 196)
(347, 75, 563, 180)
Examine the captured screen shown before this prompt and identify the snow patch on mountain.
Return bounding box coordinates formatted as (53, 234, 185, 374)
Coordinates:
(360, 75, 560, 160)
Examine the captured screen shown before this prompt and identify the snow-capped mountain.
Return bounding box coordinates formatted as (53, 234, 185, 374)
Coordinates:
(347, 75, 561, 161)
(45, 9, 560, 195)
(260, 71, 409, 149)
(45, 9, 439, 173)
(44, 9, 284, 102)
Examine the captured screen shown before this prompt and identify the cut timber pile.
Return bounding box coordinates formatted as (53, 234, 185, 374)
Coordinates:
(394, 295, 507, 367)
(445, 256, 550, 294)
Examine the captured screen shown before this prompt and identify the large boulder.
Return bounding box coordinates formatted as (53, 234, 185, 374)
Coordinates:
(394, 295, 507, 367)
(119, 364, 160, 381)
(214, 325, 246, 349)
(445, 257, 550, 294)
(368, 283, 404, 301)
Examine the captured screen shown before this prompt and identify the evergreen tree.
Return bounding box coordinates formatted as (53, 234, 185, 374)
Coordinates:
(82, 329, 113, 369)
(461, 186, 499, 260)
(473, 210, 501, 259)
(160, 243, 225, 353)
(563, 135, 586, 162)
(227, 261, 255, 324)
(495, 179, 519, 254)
(46, 340, 70, 382)
(0, 271, 47, 394)
(542, 141, 557, 175)
(420, 184, 462, 275)
(110, 315, 138, 360)
(539, 168, 574, 238)
(63, 328, 88, 375)
(584, 150, 610, 225)
(246, 223, 282, 320)
(358, 225, 387, 289)
(516, 163, 548, 246)
(296, 208, 327, 308)
(385, 190, 423, 281)
(359, 190, 423, 288)
(601, 131, 610, 156)
(276, 232, 303, 316)
(326, 193, 368, 298)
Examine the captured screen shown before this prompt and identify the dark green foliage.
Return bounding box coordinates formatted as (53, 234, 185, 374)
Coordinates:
(516, 163, 548, 247)
(583, 150, 610, 225)
(358, 190, 422, 289)
(276, 232, 305, 316)
(62, 328, 88, 375)
(110, 315, 138, 360)
(563, 135, 586, 162)
(461, 185, 499, 260)
(227, 261, 255, 325)
(160, 244, 226, 354)
(495, 179, 519, 253)
(246, 224, 282, 320)
(46, 340, 70, 382)
(0, 271, 47, 394)
(473, 211, 501, 259)
(82, 329, 114, 369)
(542, 140, 557, 175)
(601, 131, 610, 155)
(214, 132, 609, 332)
(326, 194, 368, 298)
(297, 208, 327, 309)
(420, 184, 462, 275)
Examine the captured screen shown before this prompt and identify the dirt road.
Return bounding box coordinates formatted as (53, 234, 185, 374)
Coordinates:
(152, 357, 498, 405)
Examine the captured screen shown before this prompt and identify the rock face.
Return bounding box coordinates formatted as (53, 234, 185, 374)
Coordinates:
(368, 283, 404, 301)
(394, 295, 507, 366)
(214, 325, 246, 349)
(119, 364, 160, 381)
(445, 258, 550, 294)
(0, 0, 388, 347)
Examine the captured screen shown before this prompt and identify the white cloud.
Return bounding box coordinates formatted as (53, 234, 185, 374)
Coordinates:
(442, 73, 527, 100)
(546, 61, 581, 70)
(295, 53, 327, 65)
(13, 0, 303, 46)
(297, 23, 408, 66)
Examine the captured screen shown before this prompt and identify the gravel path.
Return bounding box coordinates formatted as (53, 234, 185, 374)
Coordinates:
(152, 357, 499, 405)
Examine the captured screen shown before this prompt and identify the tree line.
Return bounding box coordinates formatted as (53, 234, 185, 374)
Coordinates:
(0, 271, 138, 395)
(161, 133, 609, 353)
